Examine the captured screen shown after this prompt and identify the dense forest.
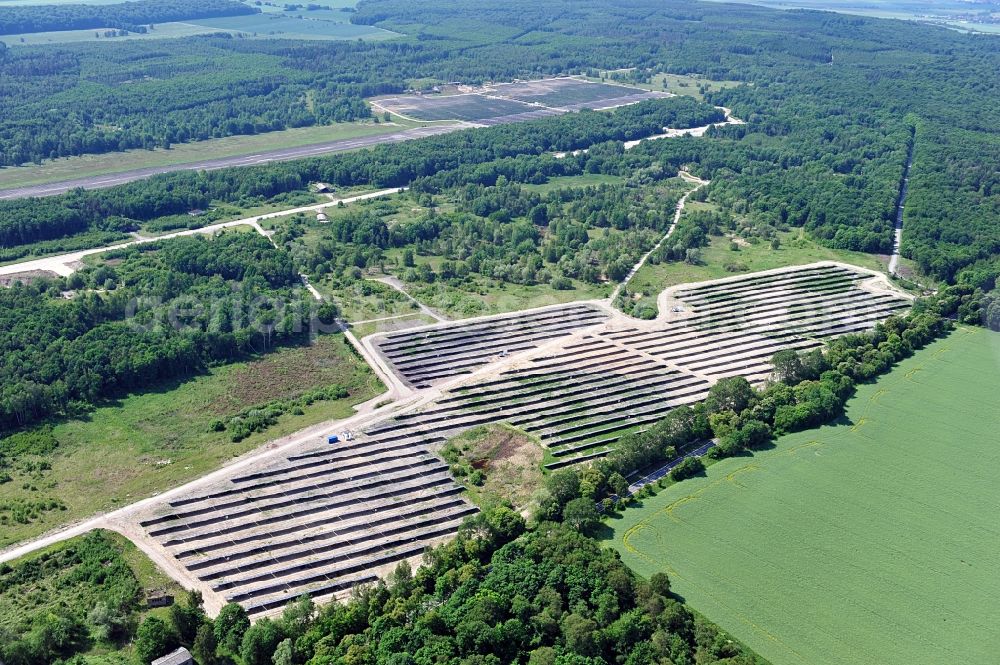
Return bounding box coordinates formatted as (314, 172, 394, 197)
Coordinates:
(0, 98, 718, 252)
(0, 38, 387, 166)
(0, 232, 335, 432)
(0, 509, 765, 665)
(1, 0, 997, 282)
(0, 0, 255, 36)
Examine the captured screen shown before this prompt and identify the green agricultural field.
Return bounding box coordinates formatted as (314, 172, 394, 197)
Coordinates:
(610, 326, 1000, 665)
(0, 3, 399, 44)
(1, 21, 219, 45)
(0, 334, 382, 548)
(0, 0, 130, 5)
(187, 12, 400, 40)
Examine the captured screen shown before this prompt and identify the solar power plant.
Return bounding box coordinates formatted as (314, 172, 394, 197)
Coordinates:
(487, 77, 671, 110)
(377, 264, 910, 467)
(375, 77, 670, 124)
(372, 303, 610, 388)
(374, 93, 546, 122)
(138, 430, 477, 616)
(137, 264, 907, 615)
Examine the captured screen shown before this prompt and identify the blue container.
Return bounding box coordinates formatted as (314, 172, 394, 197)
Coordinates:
(327, 435, 340, 444)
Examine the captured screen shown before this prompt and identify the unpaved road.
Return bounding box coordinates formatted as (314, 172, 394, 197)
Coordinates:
(610, 170, 709, 302)
(889, 146, 914, 276)
(0, 188, 405, 278)
(0, 126, 461, 200)
(373, 275, 449, 322)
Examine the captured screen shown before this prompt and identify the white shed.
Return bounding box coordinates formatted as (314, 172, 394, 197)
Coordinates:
(152, 647, 193, 665)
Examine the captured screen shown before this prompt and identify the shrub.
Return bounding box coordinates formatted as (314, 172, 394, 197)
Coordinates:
(669, 457, 705, 482)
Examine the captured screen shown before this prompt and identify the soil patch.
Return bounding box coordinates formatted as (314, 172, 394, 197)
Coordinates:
(440, 424, 543, 510)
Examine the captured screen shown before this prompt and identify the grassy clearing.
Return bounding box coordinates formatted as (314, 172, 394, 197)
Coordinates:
(522, 173, 626, 193)
(0, 120, 410, 191)
(653, 73, 743, 101)
(408, 278, 611, 318)
(317, 277, 420, 323)
(440, 424, 544, 511)
(625, 221, 888, 316)
(590, 72, 742, 101)
(349, 312, 439, 340)
(609, 326, 1000, 665)
(0, 334, 382, 548)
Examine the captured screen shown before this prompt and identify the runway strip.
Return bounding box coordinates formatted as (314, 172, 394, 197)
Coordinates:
(0, 124, 464, 200)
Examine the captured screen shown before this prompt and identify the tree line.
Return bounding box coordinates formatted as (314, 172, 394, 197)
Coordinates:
(0, 0, 256, 36)
(14, 506, 762, 665)
(536, 283, 984, 517)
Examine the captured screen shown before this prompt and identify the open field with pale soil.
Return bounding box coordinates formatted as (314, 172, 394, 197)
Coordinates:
(611, 326, 1000, 665)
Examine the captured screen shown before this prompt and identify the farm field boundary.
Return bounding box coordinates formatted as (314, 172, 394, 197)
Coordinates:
(611, 326, 1000, 665)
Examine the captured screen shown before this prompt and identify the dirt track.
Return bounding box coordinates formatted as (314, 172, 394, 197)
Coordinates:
(0, 188, 404, 278)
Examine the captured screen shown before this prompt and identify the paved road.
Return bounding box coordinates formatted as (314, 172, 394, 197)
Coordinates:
(0, 125, 463, 200)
